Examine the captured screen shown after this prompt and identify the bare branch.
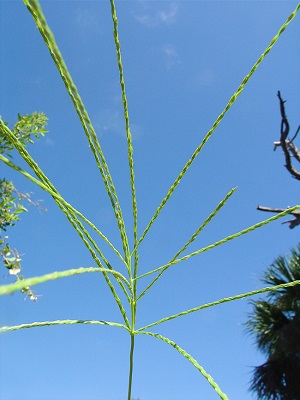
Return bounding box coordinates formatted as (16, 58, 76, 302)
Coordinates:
(257, 206, 300, 229)
(277, 91, 300, 180)
(274, 139, 300, 163)
(258, 93, 300, 229)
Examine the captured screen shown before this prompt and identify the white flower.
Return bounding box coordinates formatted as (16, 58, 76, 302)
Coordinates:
(9, 266, 21, 275)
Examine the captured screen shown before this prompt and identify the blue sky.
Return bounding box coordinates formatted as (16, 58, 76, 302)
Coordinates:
(0, 1, 300, 399)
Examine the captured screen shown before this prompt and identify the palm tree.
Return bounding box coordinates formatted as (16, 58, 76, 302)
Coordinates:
(246, 244, 300, 400)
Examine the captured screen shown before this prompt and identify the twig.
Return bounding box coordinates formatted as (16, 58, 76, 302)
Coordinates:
(257, 206, 300, 229)
(277, 91, 300, 180)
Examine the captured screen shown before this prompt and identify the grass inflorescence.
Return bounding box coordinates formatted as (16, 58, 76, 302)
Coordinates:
(1, 1, 300, 399)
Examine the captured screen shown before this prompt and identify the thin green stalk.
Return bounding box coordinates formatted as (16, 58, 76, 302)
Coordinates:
(0, 319, 129, 334)
(136, 205, 300, 281)
(137, 187, 237, 300)
(138, 331, 229, 400)
(137, 279, 300, 333)
(133, 3, 300, 253)
(23, 0, 130, 264)
(0, 267, 129, 296)
(110, 8, 140, 379)
(171, 188, 237, 261)
(111, 0, 138, 274)
(127, 334, 135, 400)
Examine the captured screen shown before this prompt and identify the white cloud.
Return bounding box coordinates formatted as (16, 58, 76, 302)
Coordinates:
(161, 44, 180, 70)
(162, 44, 178, 58)
(75, 7, 100, 35)
(95, 108, 125, 136)
(135, 2, 178, 27)
(135, 14, 156, 28)
(94, 108, 142, 140)
(158, 3, 178, 24)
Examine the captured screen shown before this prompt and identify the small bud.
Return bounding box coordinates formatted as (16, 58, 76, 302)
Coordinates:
(29, 294, 38, 301)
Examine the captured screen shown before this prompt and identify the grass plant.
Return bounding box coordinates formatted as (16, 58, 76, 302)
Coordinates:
(1, 1, 300, 399)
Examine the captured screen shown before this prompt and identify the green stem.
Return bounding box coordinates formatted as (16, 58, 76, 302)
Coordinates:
(0, 319, 129, 334)
(0, 267, 129, 296)
(127, 333, 135, 400)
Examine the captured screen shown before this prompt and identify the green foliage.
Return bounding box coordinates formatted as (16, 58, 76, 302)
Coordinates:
(0, 179, 27, 231)
(0, 112, 48, 300)
(246, 244, 300, 400)
(0, 180, 38, 300)
(0, 112, 48, 157)
(250, 357, 300, 400)
(0, 1, 300, 399)
(264, 247, 300, 310)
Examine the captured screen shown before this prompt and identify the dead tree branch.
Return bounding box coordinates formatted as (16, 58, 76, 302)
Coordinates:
(257, 92, 300, 228)
(256, 206, 300, 229)
(275, 91, 300, 180)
